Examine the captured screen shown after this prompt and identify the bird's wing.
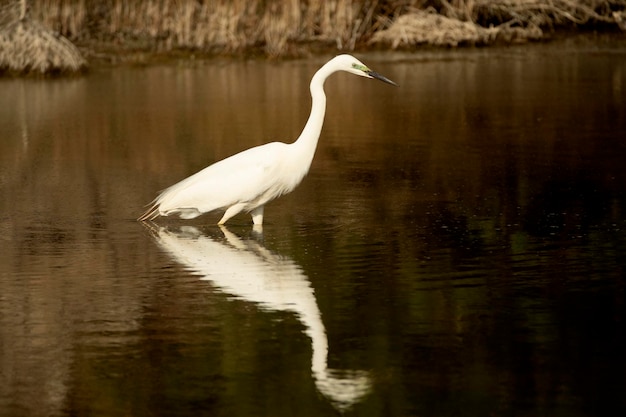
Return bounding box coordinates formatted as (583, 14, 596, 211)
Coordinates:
(155, 142, 289, 214)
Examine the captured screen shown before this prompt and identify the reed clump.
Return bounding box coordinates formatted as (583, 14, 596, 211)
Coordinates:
(371, 0, 625, 48)
(0, 0, 86, 74)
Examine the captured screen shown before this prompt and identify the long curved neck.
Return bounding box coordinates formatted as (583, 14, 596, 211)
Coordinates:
(291, 62, 334, 166)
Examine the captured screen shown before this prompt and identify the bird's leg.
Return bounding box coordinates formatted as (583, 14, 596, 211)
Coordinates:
(251, 206, 264, 225)
(218, 203, 246, 225)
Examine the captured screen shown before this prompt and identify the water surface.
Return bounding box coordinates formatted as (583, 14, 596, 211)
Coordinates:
(1, 39, 626, 416)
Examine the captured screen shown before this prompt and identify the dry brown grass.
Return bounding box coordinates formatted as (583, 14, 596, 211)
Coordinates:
(26, 0, 410, 56)
(2, 0, 624, 65)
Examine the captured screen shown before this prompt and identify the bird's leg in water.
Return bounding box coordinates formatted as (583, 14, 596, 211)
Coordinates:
(251, 206, 264, 225)
(218, 203, 247, 225)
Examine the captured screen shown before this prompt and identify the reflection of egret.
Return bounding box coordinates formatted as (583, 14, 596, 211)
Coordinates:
(148, 225, 371, 411)
(139, 54, 396, 225)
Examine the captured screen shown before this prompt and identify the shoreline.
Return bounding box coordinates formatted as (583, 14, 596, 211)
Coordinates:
(1, 0, 625, 74)
(77, 30, 626, 68)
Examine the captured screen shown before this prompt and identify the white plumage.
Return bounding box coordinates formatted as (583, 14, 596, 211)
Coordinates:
(139, 54, 396, 225)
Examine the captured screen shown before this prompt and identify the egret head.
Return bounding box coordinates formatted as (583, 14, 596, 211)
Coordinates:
(335, 54, 398, 86)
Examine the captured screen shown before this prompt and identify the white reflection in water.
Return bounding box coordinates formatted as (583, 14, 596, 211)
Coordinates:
(148, 224, 371, 411)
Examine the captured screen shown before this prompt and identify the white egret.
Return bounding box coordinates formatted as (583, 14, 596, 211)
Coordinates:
(138, 54, 397, 225)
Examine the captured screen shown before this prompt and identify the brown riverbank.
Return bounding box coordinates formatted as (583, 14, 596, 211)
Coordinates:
(1, 0, 625, 73)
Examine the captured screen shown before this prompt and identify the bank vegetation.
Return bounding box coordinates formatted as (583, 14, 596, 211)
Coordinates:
(1, 0, 625, 74)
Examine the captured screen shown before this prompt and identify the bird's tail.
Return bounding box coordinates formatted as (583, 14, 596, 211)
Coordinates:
(138, 204, 160, 222)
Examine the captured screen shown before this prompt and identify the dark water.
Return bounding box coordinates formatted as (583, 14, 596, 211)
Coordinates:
(1, 38, 626, 416)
